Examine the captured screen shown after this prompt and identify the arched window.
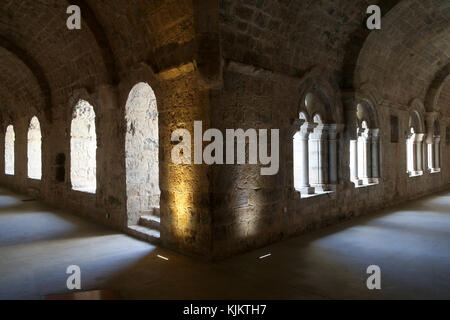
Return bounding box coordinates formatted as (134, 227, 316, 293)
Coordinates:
(293, 92, 340, 197)
(27, 116, 42, 180)
(406, 111, 425, 177)
(349, 102, 380, 186)
(4, 125, 15, 175)
(70, 99, 97, 193)
(125, 83, 160, 227)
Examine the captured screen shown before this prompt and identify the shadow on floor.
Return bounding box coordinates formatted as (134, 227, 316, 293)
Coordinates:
(0, 187, 449, 299)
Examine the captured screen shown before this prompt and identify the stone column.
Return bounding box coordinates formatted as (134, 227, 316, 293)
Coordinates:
(371, 129, 380, 183)
(425, 112, 438, 172)
(309, 125, 329, 192)
(406, 131, 415, 175)
(350, 139, 361, 185)
(327, 124, 339, 185)
(433, 136, 441, 172)
(357, 127, 372, 184)
(427, 143, 434, 171)
(293, 123, 315, 194)
(414, 133, 425, 175)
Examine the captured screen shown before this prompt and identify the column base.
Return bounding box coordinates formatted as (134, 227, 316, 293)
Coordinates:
(299, 186, 315, 195)
(361, 178, 373, 185)
(311, 184, 330, 192)
(408, 170, 423, 177)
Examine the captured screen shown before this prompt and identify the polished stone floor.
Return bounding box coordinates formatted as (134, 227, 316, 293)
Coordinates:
(0, 187, 449, 300)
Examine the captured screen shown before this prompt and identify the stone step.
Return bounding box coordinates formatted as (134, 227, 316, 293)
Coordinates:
(128, 225, 160, 245)
(139, 215, 160, 229)
(140, 207, 160, 217)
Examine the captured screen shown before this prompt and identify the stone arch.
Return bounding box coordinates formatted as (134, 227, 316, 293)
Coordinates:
(0, 37, 52, 122)
(424, 63, 450, 113)
(125, 82, 160, 227)
(342, 0, 400, 90)
(350, 97, 381, 186)
(70, 99, 97, 193)
(406, 99, 426, 176)
(27, 116, 42, 180)
(409, 99, 426, 133)
(294, 70, 343, 196)
(68, 0, 118, 84)
(356, 99, 379, 129)
(298, 68, 344, 125)
(4, 124, 15, 175)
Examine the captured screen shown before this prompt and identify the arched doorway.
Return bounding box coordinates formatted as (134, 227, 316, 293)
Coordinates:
(125, 83, 160, 241)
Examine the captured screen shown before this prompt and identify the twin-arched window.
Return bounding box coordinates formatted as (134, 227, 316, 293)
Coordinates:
(406, 111, 425, 177)
(349, 102, 380, 186)
(4, 117, 43, 179)
(293, 92, 340, 197)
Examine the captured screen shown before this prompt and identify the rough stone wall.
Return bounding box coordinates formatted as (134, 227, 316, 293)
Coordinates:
(0, 0, 216, 257)
(0, 0, 448, 260)
(209, 64, 450, 259)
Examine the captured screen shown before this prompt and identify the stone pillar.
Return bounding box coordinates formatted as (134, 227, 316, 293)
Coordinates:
(427, 143, 434, 171)
(309, 125, 329, 192)
(406, 132, 415, 175)
(350, 139, 361, 185)
(327, 124, 342, 186)
(414, 133, 425, 175)
(434, 136, 441, 171)
(371, 129, 380, 183)
(293, 123, 315, 194)
(425, 112, 438, 172)
(357, 127, 372, 184)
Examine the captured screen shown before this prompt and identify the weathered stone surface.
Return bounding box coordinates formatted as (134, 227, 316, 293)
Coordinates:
(0, 0, 448, 261)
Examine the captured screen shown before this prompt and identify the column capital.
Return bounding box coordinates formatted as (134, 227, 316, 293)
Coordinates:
(414, 133, 425, 142)
(358, 127, 371, 139)
(325, 124, 344, 139)
(310, 124, 328, 140)
(370, 128, 380, 137)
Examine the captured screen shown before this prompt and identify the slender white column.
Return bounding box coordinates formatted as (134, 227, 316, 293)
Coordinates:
(293, 123, 315, 194)
(434, 136, 441, 172)
(357, 127, 372, 184)
(309, 125, 329, 192)
(415, 133, 424, 175)
(328, 125, 339, 185)
(406, 132, 415, 175)
(425, 112, 439, 173)
(350, 139, 361, 185)
(427, 143, 434, 171)
(357, 129, 365, 181)
(371, 129, 380, 183)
